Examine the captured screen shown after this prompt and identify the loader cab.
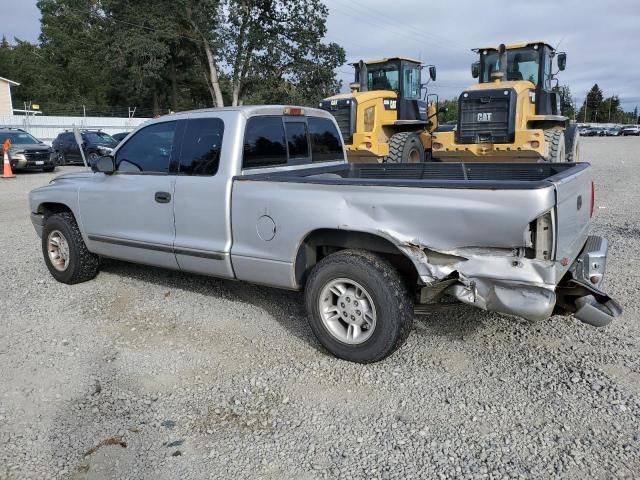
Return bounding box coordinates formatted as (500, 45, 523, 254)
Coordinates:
(353, 57, 434, 122)
(472, 42, 567, 116)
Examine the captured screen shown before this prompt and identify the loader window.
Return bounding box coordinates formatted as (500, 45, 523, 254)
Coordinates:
(367, 64, 399, 91)
(481, 47, 540, 85)
(402, 65, 420, 99)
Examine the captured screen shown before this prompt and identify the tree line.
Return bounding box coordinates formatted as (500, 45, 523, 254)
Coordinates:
(0, 0, 346, 117)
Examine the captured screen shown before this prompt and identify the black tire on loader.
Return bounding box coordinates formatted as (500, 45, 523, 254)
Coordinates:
(564, 123, 580, 162)
(385, 132, 426, 163)
(542, 127, 566, 162)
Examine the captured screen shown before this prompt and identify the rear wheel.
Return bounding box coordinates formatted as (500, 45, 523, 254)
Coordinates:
(564, 123, 580, 162)
(542, 128, 566, 162)
(304, 249, 414, 363)
(57, 152, 67, 166)
(385, 132, 426, 163)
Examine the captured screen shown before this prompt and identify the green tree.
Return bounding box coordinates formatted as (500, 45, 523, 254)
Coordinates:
(577, 83, 604, 123)
(558, 85, 575, 119)
(186, 0, 345, 107)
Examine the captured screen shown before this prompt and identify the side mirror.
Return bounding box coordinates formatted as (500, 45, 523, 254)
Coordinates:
(91, 155, 115, 174)
(557, 52, 567, 71)
(471, 62, 480, 79)
(438, 106, 448, 114)
(429, 65, 436, 82)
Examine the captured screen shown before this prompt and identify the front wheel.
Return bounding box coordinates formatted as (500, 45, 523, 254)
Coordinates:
(542, 128, 566, 162)
(304, 249, 414, 363)
(564, 123, 580, 162)
(42, 212, 99, 284)
(385, 132, 426, 163)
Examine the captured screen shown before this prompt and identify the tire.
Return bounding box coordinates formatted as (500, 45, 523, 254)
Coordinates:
(88, 152, 99, 164)
(43, 165, 55, 172)
(542, 127, 566, 162)
(564, 123, 580, 162)
(304, 249, 414, 363)
(42, 211, 99, 284)
(57, 152, 67, 166)
(385, 132, 426, 163)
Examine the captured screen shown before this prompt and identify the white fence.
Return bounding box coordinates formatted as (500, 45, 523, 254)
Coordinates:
(0, 115, 151, 144)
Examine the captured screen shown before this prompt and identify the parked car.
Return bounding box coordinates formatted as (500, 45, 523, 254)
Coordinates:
(0, 128, 56, 172)
(582, 126, 605, 137)
(621, 125, 640, 136)
(605, 126, 622, 136)
(52, 130, 118, 165)
(111, 132, 131, 143)
(29, 106, 621, 363)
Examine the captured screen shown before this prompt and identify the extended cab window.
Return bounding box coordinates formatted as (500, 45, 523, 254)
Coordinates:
(308, 117, 343, 162)
(243, 117, 287, 168)
(179, 118, 224, 176)
(115, 121, 177, 173)
(285, 122, 309, 159)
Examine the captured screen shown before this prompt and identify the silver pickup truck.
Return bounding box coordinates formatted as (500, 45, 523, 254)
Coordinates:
(29, 105, 621, 363)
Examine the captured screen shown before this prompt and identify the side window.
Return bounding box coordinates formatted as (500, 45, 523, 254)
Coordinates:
(179, 118, 224, 176)
(115, 121, 177, 173)
(308, 117, 344, 163)
(243, 117, 287, 168)
(285, 122, 309, 159)
(402, 65, 420, 99)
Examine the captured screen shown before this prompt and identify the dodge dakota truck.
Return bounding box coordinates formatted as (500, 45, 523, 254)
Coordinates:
(29, 105, 621, 363)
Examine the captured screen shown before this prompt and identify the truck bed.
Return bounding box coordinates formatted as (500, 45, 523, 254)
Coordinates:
(237, 162, 589, 190)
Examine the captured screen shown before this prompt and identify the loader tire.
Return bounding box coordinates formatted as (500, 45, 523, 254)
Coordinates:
(385, 132, 426, 163)
(564, 123, 580, 162)
(542, 127, 566, 162)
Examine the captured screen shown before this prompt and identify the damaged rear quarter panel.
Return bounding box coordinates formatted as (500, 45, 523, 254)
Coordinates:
(230, 180, 558, 292)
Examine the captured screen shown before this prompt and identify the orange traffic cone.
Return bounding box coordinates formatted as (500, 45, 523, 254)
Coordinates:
(2, 138, 15, 179)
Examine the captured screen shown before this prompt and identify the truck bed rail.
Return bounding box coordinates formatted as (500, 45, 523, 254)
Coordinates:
(238, 162, 590, 190)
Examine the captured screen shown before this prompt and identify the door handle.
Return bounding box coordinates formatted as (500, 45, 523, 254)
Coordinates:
(155, 191, 171, 203)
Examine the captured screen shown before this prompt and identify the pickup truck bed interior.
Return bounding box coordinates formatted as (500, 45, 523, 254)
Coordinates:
(239, 162, 589, 189)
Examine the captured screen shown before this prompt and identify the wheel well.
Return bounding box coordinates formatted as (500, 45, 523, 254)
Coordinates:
(38, 202, 73, 218)
(294, 229, 419, 288)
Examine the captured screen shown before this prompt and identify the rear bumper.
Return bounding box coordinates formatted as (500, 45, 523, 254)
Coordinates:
(440, 235, 621, 326)
(560, 235, 622, 327)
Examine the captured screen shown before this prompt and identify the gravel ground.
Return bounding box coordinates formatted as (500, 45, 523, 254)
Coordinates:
(1, 137, 639, 479)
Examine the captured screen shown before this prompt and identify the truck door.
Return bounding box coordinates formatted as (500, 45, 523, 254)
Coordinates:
(172, 116, 235, 278)
(79, 121, 179, 270)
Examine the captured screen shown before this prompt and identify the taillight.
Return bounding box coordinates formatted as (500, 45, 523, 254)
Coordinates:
(590, 181, 595, 218)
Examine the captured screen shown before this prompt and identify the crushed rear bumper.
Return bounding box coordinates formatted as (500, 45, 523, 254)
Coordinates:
(558, 235, 622, 327)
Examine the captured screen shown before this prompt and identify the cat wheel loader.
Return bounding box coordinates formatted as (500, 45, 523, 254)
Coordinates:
(319, 57, 441, 163)
(431, 41, 579, 163)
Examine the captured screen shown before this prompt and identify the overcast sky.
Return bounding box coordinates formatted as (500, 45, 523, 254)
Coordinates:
(2, 0, 639, 112)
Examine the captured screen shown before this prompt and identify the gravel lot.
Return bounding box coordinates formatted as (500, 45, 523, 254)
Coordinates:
(1, 137, 639, 479)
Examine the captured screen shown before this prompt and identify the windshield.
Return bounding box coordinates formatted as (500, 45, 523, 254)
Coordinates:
(481, 47, 540, 85)
(367, 64, 399, 91)
(83, 132, 115, 143)
(1, 131, 41, 145)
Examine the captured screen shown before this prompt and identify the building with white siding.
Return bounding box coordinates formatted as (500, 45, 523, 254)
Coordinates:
(0, 76, 20, 115)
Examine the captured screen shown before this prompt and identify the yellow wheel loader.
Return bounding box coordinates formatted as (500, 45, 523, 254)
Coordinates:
(431, 42, 579, 163)
(319, 57, 441, 163)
